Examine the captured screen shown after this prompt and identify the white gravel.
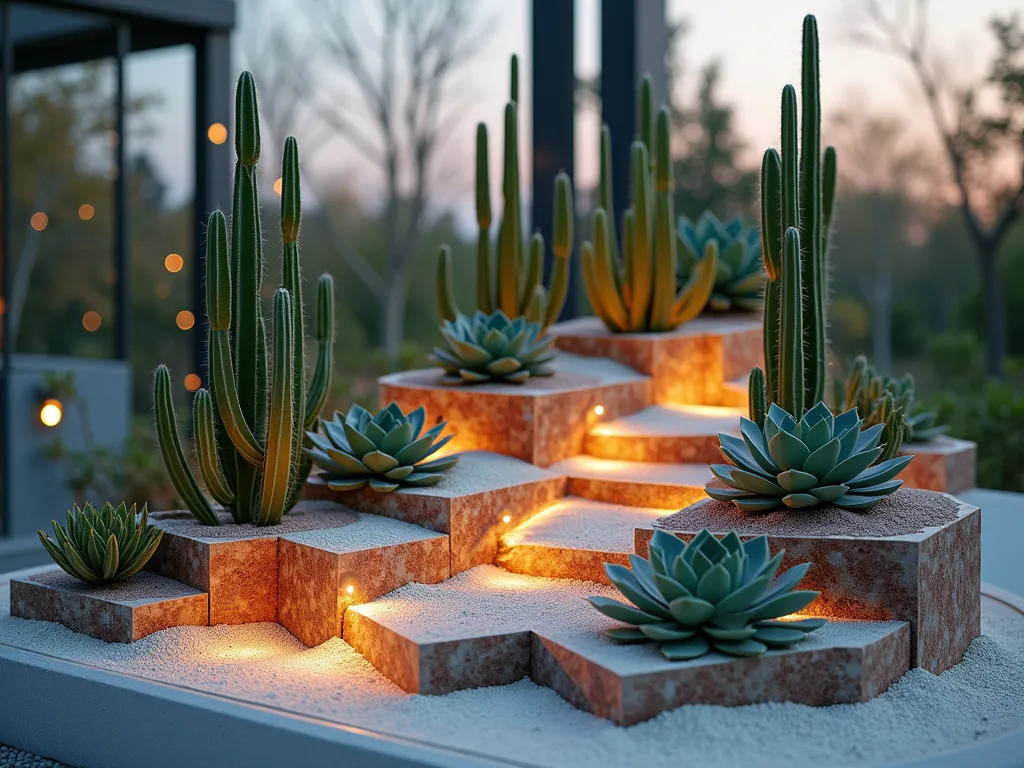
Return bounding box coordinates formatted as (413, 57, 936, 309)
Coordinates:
(504, 497, 670, 554)
(282, 514, 445, 552)
(1, 574, 1023, 767)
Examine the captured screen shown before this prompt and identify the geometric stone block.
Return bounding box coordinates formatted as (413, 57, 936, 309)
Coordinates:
(585, 403, 743, 465)
(9, 569, 208, 643)
(146, 501, 358, 625)
(377, 353, 651, 467)
(498, 497, 671, 584)
(551, 315, 762, 405)
(278, 514, 449, 647)
(307, 451, 567, 573)
(899, 437, 977, 494)
(344, 565, 909, 725)
(547, 455, 709, 509)
(636, 489, 980, 674)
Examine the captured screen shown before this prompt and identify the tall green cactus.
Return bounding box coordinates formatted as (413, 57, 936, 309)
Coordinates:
(153, 72, 336, 527)
(582, 77, 717, 333)
(750, 15, 837, 420)
(436, 55, 574, 331)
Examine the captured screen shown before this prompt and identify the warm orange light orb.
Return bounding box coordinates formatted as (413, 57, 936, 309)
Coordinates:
(274, 177, 283, 196)
(502, 514, 512, 524)
(593, 404, 605, 416)
(176, 310, 195, 330)
(207, 122, 228, 144)
(165, 253, 184, 273)
(40, 399, 63, 427)
(30, 212, 48, 231)
(78, 204, 95, 221)
(184, 373, 201, 392)
(82, 311, 102, 332)
(345, 584, 355, 596)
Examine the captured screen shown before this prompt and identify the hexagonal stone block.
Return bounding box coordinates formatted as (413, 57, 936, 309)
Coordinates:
(146, 501, 358, 625)
(636, 489, 980, 674)
(899, 437, 977, 494)
(377, 353, 651, 467)
(10, 569, 208, 643)
(551, 315, 762, 405)
(278, 514, 449, 647)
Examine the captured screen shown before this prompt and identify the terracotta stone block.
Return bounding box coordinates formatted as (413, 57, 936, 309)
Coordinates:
(550, 315, 762, 405)
(899, 437, 977, 494)
(377, 353, 651, 467)
(308, 451, 567, 573)
(278, 514, 449, 647)
(585, 404, 742, 465)
(548, 455, 709, 509)
(498, 498, 671, 584)
(146, 501, 358, 625)
(636, 492, 980, 673)
(344, 565, 909, 722)
(532, 620, 910, 726)
(10, 569, 208, 643)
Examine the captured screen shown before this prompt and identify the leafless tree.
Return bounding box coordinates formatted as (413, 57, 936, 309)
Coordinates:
(246, 0, 488, 363)
(846, 0, 1024, 378)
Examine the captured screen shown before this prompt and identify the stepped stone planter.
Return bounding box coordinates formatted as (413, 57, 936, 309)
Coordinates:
(635, 489, 980, 673)
(550, 315, 761, 406)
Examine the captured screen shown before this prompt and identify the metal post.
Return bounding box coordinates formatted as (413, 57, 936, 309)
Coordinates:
(531, 0, 575, 320)
(114, 22, 130, 361)
(192, 30, 231, 384)
(0, 1, 11, 536)
(600, 0, 636, 240)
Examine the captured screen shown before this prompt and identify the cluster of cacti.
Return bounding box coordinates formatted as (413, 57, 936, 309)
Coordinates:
(706, 401, 912, 512)
(676, 212, 764, 312)
(588, 529, 825, 660)
(154, 72, 335, 527)
(749, 15, 837, 423)
(837, 357, 946, 444)
(430, 310, 555, 384)
(583, 78, 717, 333)
(307, 403, 458, 493)
(436, 56, 574, 331)
(38, 502, 163, 585)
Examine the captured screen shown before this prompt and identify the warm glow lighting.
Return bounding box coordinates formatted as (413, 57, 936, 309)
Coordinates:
(30, 212, 48, 231)
(78, 204, 95, 221)
(345, 584, 355, 596)
(274, 177, 283, 196)
(39, 399, 63, 427)
(165, 253, 184, 273)
(502, 514, 511, 524)
(176, 310, 196, 330)
(593, 404, 605, 416)
(184, 373, 201, 392)
(82, 311, 102, 332)
(207, 122, 228, 144)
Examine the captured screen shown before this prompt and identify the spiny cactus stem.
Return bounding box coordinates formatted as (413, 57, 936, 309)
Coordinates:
(778, 227, 805, 416)
(209, 330, 265, 467)
(194, 388, 235, 506)
(257, 289, 296, 527)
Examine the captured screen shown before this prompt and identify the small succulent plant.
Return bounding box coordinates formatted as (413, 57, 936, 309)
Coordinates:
(38, 502, 163, 585)
(706, 401, 913, 512)
(429, 310, 556, 384)
(677, 212, 764, 312)
(306, 402, 459, 493)
(838, 356, 947, 444)
(589, 528, 825, 660)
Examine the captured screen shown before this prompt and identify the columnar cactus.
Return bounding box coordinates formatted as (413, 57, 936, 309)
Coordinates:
(751, 14, 837, 421)
(153, 72, 335, 527)
(838, 356, 942, 448)
(436, 55, 574, 331)
(582, 77, 717, 333)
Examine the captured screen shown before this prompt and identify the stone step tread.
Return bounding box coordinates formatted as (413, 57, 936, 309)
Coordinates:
(549, 456, 712, 487)
(589, 403, 743, 440)
(281, 513, 447, 554)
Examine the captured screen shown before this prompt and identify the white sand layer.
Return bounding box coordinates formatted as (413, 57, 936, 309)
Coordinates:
(505, 498, 671, 554)
(282, 513, 445, 553)
(550, 455, 712, 486)
(392, 450, 558, 498)
(2, 576, 1023, 767)
(590, 404, 743, 438)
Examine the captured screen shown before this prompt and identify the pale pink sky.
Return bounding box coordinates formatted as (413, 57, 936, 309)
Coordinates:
(127, 0, 1020, 231)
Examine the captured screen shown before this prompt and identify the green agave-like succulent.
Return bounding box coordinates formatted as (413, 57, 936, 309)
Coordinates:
(838, 356, 947, 444)
(706, 401, 913, 512)
(430, 310, 555, 384)
(38, 502, 163, 586)
(589, 528, 825, 660)
(306, 402, 459, 493)
(677, 212, 764, 312)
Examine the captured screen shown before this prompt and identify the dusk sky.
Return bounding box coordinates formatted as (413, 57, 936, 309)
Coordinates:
(126, 0, 1021, 232)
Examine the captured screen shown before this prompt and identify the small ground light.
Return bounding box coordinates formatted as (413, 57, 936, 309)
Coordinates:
(593, 404, 605, 416)
(345, 584, 355, 595)
(165, 253, 184, 273)
(39, 398, 63, 427)
(502, 514, 512, 524)
(82, 311, 102, 332)
(78, 204, 95, 221)
(184, 373, 201, 392)
(30, 212, 48, 231)
(274, 177, 283, 196)
(207, 122, 228, 144)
